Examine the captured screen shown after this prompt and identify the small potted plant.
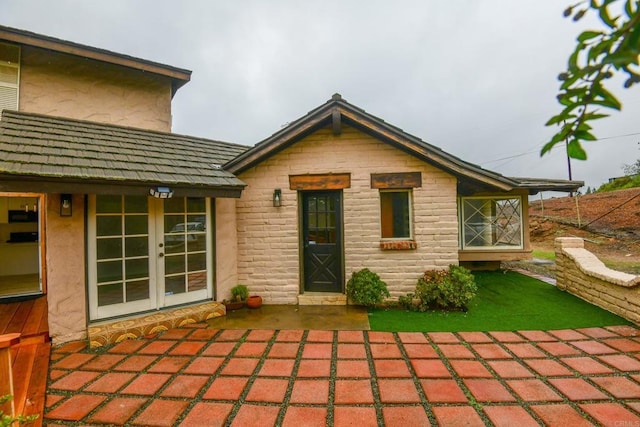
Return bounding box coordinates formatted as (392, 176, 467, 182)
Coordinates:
(246, 294, 262, 309)
(224, 284, 249, 310)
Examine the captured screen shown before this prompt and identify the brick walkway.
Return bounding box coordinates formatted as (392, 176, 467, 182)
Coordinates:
(45, 325, 640, 426)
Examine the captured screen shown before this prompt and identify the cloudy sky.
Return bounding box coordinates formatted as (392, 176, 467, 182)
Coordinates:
(2, 0, 639, 191)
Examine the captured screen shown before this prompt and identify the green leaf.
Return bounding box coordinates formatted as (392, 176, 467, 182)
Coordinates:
(545, 112, 576, 126)
(541, 141, 556, 156)
(583, 112, 610, 120)
(598, 5, 618, 28)
(578, 30, 603, 42)
(567, 140, 588, 160)
(575, 130, 597, 141)
(568, 48, 581, 72)
(592, 84, 622, 110)
(624, 0, 634, 18)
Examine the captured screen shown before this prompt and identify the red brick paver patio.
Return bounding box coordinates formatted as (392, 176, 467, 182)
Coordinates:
(45, 325, 640, 425)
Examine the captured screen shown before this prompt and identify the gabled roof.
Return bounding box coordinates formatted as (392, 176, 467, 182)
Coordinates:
(0, 110, 248, 197)
(226, 94, 583, 195)
(0, 25, 191, 96)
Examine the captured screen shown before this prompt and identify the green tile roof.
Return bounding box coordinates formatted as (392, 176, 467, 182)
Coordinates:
(0, 110, 248, 192)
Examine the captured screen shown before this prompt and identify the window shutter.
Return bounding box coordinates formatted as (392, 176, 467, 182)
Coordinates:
(0, 43, 20, 112)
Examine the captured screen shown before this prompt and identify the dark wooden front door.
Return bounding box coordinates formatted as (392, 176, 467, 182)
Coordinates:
(302, 191, 343, 292)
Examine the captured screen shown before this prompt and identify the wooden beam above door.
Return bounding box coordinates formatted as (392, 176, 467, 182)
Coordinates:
(289, 173, 351, 190)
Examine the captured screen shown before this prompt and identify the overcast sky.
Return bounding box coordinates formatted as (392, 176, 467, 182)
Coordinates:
(2, 0, 639, 191)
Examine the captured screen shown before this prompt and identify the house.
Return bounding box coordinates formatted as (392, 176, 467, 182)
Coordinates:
(0, 26, 247, 344)
(0, 26, 582, 345)
(227, 94, 582, 304)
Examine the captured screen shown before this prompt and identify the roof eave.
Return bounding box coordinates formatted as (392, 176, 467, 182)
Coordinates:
(0, 174, 246, 198)
(227, 96, 517, 192)
(0, 25, 191, 96)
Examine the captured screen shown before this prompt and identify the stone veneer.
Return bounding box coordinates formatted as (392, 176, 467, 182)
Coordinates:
(555, 237, 640, 324)
(236, 125, 459, 304)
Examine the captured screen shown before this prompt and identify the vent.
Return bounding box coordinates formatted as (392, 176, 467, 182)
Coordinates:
(0, 86, 18, 111)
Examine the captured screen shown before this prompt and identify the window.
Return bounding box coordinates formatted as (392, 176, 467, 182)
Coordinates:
(380, 190, 411, 239)
(0, 43, 20, 112)
(460, 196, 523, 249)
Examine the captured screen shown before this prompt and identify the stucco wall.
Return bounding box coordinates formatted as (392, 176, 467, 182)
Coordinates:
(236, 125, 459, 304)
(19, 46, 173, 132)
(46, 193, 87, 343)
(555, 237, 640, 324)
(215, 198, 239, 301)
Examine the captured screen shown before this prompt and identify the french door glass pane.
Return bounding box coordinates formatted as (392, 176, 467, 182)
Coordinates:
(166, 254, 185, 274)
(125, 237, 148, 257)
(126, 280, 149, 302)
(188, 272, 206, 291)
(97, 238, 122, 260)
(187, 197, 206, 212)
(125, 196, 148, 213)
(97, 260, 122, 283)
(164, 198, 184, 213)
(163, 197, 207, 298)
(95, 195, 150, 308)
(96, 195, 121, 213)
(166, 275, 185, 295)
(125, 216, 148, 235)
(97, 216, 121, 236)
(98, 283, 123, 306)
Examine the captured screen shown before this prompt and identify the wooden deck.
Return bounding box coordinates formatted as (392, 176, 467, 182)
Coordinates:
(1, 295, 50, 426)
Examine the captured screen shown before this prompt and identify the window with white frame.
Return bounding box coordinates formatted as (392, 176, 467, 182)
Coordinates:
(0, 43, 20, 112)
(459, 196, 523, 249)
(380, 190, 412, 239)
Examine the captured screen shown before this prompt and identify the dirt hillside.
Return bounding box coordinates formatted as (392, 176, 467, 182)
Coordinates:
(527, 188, 640, 271)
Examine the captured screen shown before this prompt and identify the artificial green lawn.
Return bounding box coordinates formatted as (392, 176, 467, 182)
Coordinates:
(368, 270, 631, 332)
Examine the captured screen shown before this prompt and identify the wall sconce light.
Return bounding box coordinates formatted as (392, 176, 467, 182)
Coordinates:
(60, 194, 72, 217)
(273, 189, 282, 207)
(150, 187, 174, 199)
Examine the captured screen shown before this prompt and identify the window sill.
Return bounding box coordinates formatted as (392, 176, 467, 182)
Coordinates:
(380, 240, 417, 250)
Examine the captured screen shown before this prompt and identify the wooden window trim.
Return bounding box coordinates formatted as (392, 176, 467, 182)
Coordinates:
(289, 173, 351, 191)
(371, 172, 421, 189)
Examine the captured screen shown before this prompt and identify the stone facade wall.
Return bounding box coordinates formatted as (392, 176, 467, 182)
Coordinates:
(45, 193, 87, 343)
(19, 46, 173, 132)
(555, 237, 640, 324)
(236, 125, 459, 304)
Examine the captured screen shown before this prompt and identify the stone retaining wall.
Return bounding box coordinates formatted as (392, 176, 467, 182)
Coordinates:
(555, 237, 640, 324)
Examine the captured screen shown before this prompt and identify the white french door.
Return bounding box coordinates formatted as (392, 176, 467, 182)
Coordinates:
(88, 195, 212, 320)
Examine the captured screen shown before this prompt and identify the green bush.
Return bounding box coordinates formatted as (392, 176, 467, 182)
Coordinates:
(1, 395, 38, 426)
(400, 265, 477, 311)
(346, 268, 390, 307)
(231, 284, 249, 302)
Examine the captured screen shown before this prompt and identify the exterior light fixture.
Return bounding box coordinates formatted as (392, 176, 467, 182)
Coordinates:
(273, 189, 282, 207)
(60, 194, 72, 217)
(150, 187, 173, 199)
